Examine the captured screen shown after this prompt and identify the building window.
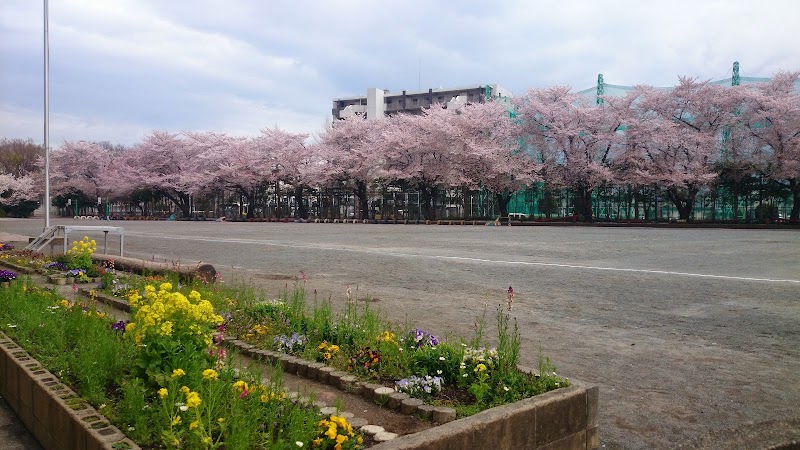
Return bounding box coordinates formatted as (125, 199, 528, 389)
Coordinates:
(412, 98, 418, 104)
(387, 99, 393, 104)
(438, 96, 443, 100)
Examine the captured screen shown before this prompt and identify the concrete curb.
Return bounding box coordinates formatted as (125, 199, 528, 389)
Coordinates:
(0, 332, 140, 450)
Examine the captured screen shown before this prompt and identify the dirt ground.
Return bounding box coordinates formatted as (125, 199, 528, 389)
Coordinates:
(2, 219, 799, 449)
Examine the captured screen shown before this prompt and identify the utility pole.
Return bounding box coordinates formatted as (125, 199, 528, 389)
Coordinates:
(732, 61, 740, 86)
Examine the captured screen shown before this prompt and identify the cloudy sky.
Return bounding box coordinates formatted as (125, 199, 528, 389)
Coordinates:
(1, 0, 798, 146)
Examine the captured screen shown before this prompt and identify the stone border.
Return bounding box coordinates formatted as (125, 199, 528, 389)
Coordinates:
(0, 331, 140, 450)
(224, 338, 599, 450)
(368, 382, 598, 450)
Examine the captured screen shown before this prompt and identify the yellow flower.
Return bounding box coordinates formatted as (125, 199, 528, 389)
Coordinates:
(217, 418, 225, 424)
(376, 331, 396, 343)
(330, 416, 348, 429)
(325, 426, 337, 440)
(186, 391, 202, 408)
(232, 380, 249, 393)
(189, 420, 199, 430)
(335, 434, 348, 444)
(202, 369, 218, 380)
(159, 321, 173, 336)
(312, 438, 322, 447)
(171, 368, 186, 378)
(202, 437, 212, 445)
(159, 282, 173, 292)
(171, 415, 181, 426)
(180, 386, 190, 394)
(158, 388, 168, 399)
(474, 363, 487, 373)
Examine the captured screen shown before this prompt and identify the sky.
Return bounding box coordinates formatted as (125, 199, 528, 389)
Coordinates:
(1, 0, 798, 146)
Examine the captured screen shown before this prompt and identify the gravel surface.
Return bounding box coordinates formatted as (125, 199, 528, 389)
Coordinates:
(3, 218, 799, 449)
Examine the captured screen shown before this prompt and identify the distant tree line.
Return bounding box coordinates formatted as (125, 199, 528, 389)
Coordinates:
(2, 73, 798, 221)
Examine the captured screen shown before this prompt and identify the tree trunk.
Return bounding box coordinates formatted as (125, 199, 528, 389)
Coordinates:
(351, 181, 369, 220)
(273, 182, 281, 218)
(574, 186, 593, 222)
(667, 186, 698, 221)
(419, 185, 439, 221)
(790, 178, 800, 221)
(495, 191, 512, 218)
(541, 186, 555, 219)
(322, 189, 333, 219)
(163, 192, 190, 218)
(294, 185, 308, 219)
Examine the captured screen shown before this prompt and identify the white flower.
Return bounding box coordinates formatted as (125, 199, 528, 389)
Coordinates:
(296, 442, 304, 447)
(179, 405, 189, 412)
(438, 357, 445, 361)
(503, 386, 509, 392)
(436, 370, 442, 375)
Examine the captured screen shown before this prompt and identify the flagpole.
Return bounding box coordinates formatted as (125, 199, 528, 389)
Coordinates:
(43, 0, 50, 229)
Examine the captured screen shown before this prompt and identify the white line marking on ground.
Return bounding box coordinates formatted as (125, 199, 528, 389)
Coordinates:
(125, 232, 800, 284)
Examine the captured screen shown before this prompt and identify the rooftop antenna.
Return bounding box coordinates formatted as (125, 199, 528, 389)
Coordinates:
(596, 73, 604, 106)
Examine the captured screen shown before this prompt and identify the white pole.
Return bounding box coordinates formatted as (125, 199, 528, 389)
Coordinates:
(43, 0, 50, 229)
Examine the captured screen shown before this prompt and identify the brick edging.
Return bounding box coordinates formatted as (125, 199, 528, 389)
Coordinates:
(0, 331, 140, 450)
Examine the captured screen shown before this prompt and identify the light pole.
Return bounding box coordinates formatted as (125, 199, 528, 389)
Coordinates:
(43, 0, 50, 229)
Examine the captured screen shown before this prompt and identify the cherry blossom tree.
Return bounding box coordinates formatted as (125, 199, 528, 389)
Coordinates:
(188, 132, 261, 217)
(740, 71, 800, 220)
(117, 131, 205, 217)
(262, 128, 312, 219)
(438, 100, 535, 218)
(0, 139, 43, 217)
(622, 79, 741, 220)
(317, 116, 385, 220)
(0, 171, 40, 216)
(515, 86, 622, 221)
(377, 108, 461, 220)
(50, 141, 116, 200)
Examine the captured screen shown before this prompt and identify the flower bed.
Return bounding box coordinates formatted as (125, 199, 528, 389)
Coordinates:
(0, 252, 598, 449)
(223, 287, 569, 421)
(0, 280, 366, 449)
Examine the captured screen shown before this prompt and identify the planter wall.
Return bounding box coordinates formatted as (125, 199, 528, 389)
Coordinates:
(369, 383, 598, 450)
(0, 331, 140, 450)
(90, 253, 215, 284)
(226, 338, 599, 450)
